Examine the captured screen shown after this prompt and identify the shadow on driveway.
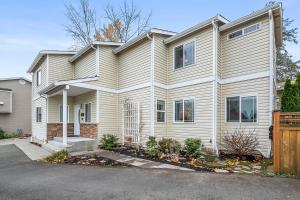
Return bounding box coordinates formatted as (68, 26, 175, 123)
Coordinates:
(0, 145, 299, 200)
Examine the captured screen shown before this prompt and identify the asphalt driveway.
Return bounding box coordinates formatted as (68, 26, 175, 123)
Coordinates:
(0, 145, 299, 200)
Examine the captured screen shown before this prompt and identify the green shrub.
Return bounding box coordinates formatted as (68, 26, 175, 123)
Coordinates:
(281, 73, 300, 112)
(0, 128, 4, 139)
(44, 150, 69, 163)
(3, 132, 17, 139)
(100, 134, 119, 150)
(146, 136, 160, 157)
(158, 138, 181, 154)
(183, 138, 202, 157)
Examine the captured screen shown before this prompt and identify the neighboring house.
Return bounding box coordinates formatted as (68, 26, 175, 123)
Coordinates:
(0, 77, 32, 135)
(27, 3, 282, 157)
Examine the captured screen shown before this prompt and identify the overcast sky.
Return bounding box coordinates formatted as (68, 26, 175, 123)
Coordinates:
(0, 0, 299, 79)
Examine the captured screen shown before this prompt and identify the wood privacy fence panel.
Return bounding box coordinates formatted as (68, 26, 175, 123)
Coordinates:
(273, 111, 300, 176)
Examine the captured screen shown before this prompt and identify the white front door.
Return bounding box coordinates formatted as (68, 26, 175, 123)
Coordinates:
(74, 105, 81, 136)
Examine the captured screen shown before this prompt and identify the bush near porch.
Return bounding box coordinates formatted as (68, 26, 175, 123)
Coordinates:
(0, 128, 17, 140)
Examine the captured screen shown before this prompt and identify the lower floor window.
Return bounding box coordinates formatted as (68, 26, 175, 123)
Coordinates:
(226, 96, 257, 122)
(156, 99, 166, 123)
(36, 107, 42, 122)
(174, 98, 194, 123)
(85, 103, 92, 122)
(59, 105, 69, 123)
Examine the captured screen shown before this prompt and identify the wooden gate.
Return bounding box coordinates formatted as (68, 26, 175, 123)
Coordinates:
(273, 111, 300, 176)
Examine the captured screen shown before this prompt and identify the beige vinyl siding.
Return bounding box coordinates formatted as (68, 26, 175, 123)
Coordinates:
(154, 87, 167, 140)
(74, 50, 96, 79)
(47, 96, 74, 123)
(98, 91, 119, 137)
(154, 35, 168, 84)
(89, 46, 118, 88)
(118, 39, 151, 89)
(74, 91, 97, 123)
(167, 27, 213, 84)
(48, 55, 74, 83)
(166, 83, 213, 147)
(119, 87, 151, 144)
(32, 58, 47, 100)
(32, 97, 47, 141)
(220, 77, 270, 155)
(220, 17, 270, 79)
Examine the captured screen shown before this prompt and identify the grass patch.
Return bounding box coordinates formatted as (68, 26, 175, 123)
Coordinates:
(43, 150, 69, 163)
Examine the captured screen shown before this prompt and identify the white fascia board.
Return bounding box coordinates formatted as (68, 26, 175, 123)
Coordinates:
(93, 41, 124, 46)
(0, 77, 32, 83)
(219, 3, 281, 32)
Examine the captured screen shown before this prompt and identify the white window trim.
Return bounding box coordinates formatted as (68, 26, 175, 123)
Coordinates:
(36, 70, 42, 86)
(59, 104, 70, 123)
(225, 95, 258, 124)
(227, 22, 262, 41)
(173, 97, 195, 124)
(84, 102, 92, 123)
(156, 98, 166, 123)
(173, 39, 196, 70)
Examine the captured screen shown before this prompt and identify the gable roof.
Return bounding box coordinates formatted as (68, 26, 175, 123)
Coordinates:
(219, 2, 282, 47)
(113, 28, 177, 54)
(69, 41, 123, 63)
(27, 50, 77, 73)
(164, 15, 229, 45)
(0, 77, 31, 83)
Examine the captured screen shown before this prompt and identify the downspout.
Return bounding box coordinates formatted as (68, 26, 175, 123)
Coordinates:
(212, 20, 218, 153)
(40, 94, 48, 144)
(268, 9, 275, 158)
(147, 32, 155, 137)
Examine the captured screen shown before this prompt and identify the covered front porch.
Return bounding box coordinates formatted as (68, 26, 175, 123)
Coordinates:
(41, 81, 99, 151)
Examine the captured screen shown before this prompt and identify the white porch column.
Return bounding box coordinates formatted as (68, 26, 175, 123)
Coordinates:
(62, 85, 69, 146)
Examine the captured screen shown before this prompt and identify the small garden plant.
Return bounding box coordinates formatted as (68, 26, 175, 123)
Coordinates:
(0, 128, 17, 139)
(100, 134, 119, 150)
(158, 138, 181, 154)
(44, 150, 69, 163)
(146, 136, 160, 157)
(182, 138, 202, 158)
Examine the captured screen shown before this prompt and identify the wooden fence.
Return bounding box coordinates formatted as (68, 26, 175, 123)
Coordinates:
(273, 111, 300, 176)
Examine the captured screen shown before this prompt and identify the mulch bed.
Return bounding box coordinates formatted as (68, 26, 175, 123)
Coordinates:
(110, 145, 217, 172)
(64, 154, 131, 167)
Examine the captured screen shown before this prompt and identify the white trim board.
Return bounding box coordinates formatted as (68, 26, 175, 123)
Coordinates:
(70, 71, 270, 94)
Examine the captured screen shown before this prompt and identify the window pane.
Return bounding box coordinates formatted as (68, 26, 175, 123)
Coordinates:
(59, 105, 63, 122)
(244, 24, 260, 34)
(228, 30, 243, 39)
(184, 99, 194, 122)
(157, 112, 165, 122)
(174, 100, 183, 122)
(226, 97, 239, 122)
(241, 96, 257, 122)
(174, 45, 183, 69)
(157, 100, 165, 111)
(85, 103, 91, 122)
(184, 42, 195, 66)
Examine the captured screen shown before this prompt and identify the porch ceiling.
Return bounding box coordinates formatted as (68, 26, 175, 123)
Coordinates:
(47, 85, 95, 97)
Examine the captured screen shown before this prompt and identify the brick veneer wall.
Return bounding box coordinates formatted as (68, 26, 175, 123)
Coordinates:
(80, 123, 98, 139)
(47, 123, 98, 140)
(47, 123, 74, 140)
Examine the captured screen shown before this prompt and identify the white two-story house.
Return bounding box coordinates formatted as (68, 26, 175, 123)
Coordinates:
(27, 4, 282, 157)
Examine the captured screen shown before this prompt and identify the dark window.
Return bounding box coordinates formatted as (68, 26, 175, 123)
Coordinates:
(174, 45, 183, 69)
(241, 96, 257, 122)
(36, 70, 41, 86)
(36, 107, 42, 122)
(59, 105, 69, 123)
(174, 100, 183, 122)
(156, 100, 166, 122)
(174, 99, 194, 123)
(226, 97, 240, 122)
(174, 42, 195, 69)
(85, 103, 91, 122)
(228, 30, 243, 39)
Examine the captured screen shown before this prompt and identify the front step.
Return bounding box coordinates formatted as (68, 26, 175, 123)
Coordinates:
(43, 137, 97, 153)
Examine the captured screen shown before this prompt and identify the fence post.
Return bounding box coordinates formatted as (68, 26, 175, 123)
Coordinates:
(273, 111, 280, 173)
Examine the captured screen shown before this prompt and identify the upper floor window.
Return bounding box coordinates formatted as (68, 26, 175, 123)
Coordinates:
(174, 41, 195, 69)
(36, 107, 42, 122)
(85, 103, 91, 122)
(174, 98, 194, 123)
(228, 23, 261, 40)
(156, 99, 166, 123)
(36, 70, 41, 86)
(226, 96, 257, 123)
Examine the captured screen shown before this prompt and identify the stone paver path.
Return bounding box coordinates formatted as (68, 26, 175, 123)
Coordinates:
(0, 138, 51, 160)
(71, 150, 194, 171)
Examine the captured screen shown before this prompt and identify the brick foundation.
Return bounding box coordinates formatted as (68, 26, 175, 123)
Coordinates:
(47, 123, 74, 140)
(80, 123, 98, 139)
(47, 123, 98, 140)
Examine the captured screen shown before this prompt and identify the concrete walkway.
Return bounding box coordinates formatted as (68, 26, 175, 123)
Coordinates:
(0, 138, 51, 160)
(71, 149, 194, 171)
